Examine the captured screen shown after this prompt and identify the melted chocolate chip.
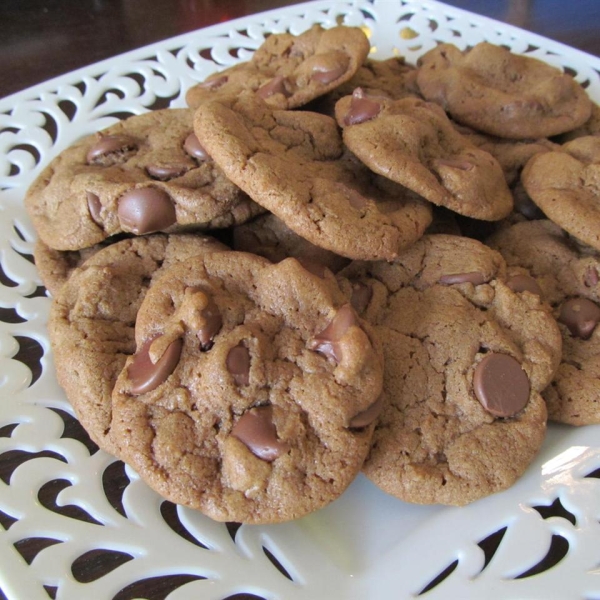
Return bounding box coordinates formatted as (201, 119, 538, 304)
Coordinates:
(198, 75, 228, 90)
(86, 192, 102, 225)
(506, 274, 542, 297)
(344, 89, 382, 126)
(348, 396, 383, 428)
(183, 133, 210, 161)
(559, 297, 600, 339)
(86, 135, 138, 164)
(117, 187, 176, 234)
(350, 281, 372, 314)
(347, 188, 369, 210)
(146, 164, 188, 181)
(197, 293, 222, 350)
(256, 75, 292, 100)
(296, 257, 327, 278)
(128, 336, 183, 395)
(226, 343, 250, 386)
(231, 405, 288, 462)
(309, 304, 358, 363)
(311, 63, 347, 85)
(473, 352, 530, 418)
(439, 271, 486, 286)
(584, 266, 599, 288)
(433, 158, 474, 171)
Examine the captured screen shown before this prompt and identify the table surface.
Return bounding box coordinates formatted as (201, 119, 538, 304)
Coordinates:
(2, 0, 600, 99)
(1, 1, 599, 599)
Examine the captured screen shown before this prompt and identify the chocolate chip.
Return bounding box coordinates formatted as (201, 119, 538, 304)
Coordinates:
(347, 189, 369, 210)
(86, 191, 102, 225)
(146, 164, 188, 181)
(584, 266, 599, 288)
(439, 271, 486, 286)
(311, 62, 347, 85)
(348, 396, 383, 428)
(226, 343, 250, 386)
(473, 352, 530, 417)
(197, 293, 222, 350)
(231, 405, 288, 462)
(433, 158, 474, 171)
(183, 133, 210, 161)
(296, 257, 327, 278)
(86, 135, 138, 164)
(128, 336, 183, 395)
(343, 89, 382, 126)
(506, 274, 542, 297)
(117, 187, 176, 234)
(350, 281, 372, 314)
(336, 183, 369, 209)
(309, 304, 357, 363)
(198, 75, 228, 90)
(559, 297, 600, 339)
(256, 75, 292, 100)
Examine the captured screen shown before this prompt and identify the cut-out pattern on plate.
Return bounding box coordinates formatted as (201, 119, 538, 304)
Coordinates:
(2, 1, 600, 598)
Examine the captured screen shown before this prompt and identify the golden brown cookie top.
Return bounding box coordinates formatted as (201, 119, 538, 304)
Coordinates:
(339, 234, 560, 505)
(110, 252, 384, 523)
(48, 234, 230, 455)
(308, 56, 421, 117)
(185, 24, 370, 110)
(487, 219, 600, 425)
(521, 136, 600, 251)
(194, 92, 432, 260)
(416, 42, 592, 139)
(24, 109, 261, 251)
(335, 93, 513, 220)
(232, 212, 350, 274)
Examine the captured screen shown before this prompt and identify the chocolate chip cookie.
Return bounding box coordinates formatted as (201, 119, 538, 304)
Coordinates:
(308, 56, 420, 117)
(34, 238, 108, 296)
(487, 219, 600, 425)
(339, 234, 559, 505)
(521, 136, 600, 251)
(48, 234, 229, 454)
(186, 24, 370, 110)
(335, 93, 513, 220)
(110, 252, 384, 523)
(454, 123, 559, 186)
(25, 108, 262, 251)
(416, 42, 592, 139)
(194, 92, 432, 260)
(232, 213, 350, 274)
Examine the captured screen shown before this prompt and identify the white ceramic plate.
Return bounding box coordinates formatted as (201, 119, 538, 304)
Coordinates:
(2, 1, 600, 598)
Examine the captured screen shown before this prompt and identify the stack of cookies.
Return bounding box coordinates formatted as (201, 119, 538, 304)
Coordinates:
(26, 24, 600, 523)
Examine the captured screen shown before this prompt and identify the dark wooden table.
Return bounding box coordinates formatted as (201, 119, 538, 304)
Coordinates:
(1, 1, 600, 599)
(2, 0, 600, 99)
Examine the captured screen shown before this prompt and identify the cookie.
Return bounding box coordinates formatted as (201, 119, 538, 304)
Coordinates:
(34, 238, 108, 296)
(110, 253, 384, 523)
(48, 234, 229, 454)
(25, 108, 262, 251)
(335, 93, 513, 220)
(338, 234, 559, 505)
(557, 102, 600, 142)
(454, 123, 559, 186)
(232, 213, 350, 274)
(521, 136, 600, 251)
(416, 42, 592, 139)
(487, 219, 600, 425)
(194, 92, 432, 260)
(307, 56, 420, 117)
(186, 24, 370, 110)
